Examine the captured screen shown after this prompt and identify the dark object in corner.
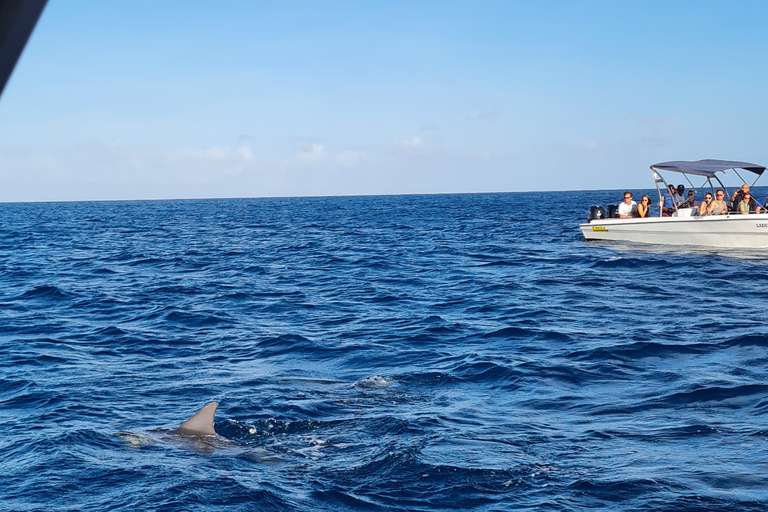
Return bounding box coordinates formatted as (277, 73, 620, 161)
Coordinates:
(0, 0, 47, 100)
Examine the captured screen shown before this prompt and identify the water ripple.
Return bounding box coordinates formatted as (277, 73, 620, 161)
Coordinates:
(2, 192, 768, 510)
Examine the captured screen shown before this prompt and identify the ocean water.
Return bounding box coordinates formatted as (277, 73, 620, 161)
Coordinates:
(2, 191, 768, 511)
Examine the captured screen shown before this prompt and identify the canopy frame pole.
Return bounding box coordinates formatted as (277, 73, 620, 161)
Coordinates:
(652, 168, 665, 217)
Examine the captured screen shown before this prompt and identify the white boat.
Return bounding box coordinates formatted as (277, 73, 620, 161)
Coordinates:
(580, 159, 768, 248)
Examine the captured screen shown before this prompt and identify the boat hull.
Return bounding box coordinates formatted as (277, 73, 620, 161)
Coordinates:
(579, 213, 768, 248)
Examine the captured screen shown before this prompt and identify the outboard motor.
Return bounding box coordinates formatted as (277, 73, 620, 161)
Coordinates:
(606, 204, 619, 218)
(587, 205, 605, 222)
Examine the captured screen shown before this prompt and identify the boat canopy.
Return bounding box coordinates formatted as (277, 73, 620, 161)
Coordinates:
(650, 159, 766, 177)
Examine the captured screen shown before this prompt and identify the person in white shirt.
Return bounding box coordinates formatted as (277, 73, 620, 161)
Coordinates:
(618, 191, 638, 218)
(675, 184, 686, 205)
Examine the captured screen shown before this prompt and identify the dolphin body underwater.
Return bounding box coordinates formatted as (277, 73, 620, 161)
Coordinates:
(117, 402, 243, 454)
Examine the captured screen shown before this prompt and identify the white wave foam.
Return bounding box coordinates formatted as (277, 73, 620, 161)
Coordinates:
(352, 375, 391, 388)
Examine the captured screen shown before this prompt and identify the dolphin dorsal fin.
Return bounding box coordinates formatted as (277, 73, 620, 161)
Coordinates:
(172, 402, 219, 436)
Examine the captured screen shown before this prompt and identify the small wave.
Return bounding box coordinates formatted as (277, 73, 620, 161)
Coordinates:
(17, 286, 71, 301)
(660, 384, 768, 406)
(242, 265, 267, 274)
(589, 257, 671, 269)
(722, 334, 768, 349)
(476, 260, 516, 267)
(571, 336, 768, 362)
(537, 330, 573, 342)
(164, 311, 230, 328)
(252, 334, 334, 359)
(451, 361, 520, 387)
(568, 341, 707, 361)
(127, 257, 166, 267)
(482, 326, 535, 339)
(93, 326, 129, 337)
(568, 477, 672, 502)
(397, 371, 460, 388)
(92, 267, 118, 274)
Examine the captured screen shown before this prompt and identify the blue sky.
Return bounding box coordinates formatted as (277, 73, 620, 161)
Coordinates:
(1, 0, 767, 201)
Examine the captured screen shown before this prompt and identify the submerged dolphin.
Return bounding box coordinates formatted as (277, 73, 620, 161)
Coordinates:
(117, 401, 223, 450)
(117, 401, 280, 461)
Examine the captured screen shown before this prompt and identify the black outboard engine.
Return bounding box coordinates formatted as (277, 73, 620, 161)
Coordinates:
(587, 205, 605, 222)
(606, 204, 619, 218)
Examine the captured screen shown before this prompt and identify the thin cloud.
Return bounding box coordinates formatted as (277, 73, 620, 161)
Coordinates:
(621, 115, 682, 146)
(289, 143, 325, 167)
(337, 150, 368, 168)
(386, 137, 431, 155)
(168, 145, 254, 162)
(467, 109, 499, 122)
(628, 115, 682, 130)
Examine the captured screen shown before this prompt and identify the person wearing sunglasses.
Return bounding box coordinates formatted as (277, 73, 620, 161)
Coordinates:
(698, 192, 713, 216)
(710, 190, 728, 214)
(636, 195, 652, 218)
(730, 183, 751, 207)
(681, 189, 698, 209)
(618, 191, 638, 218)
(737, 192, 762, 214)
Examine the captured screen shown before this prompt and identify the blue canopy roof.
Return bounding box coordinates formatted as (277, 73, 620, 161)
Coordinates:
(651, 159, 766, 177)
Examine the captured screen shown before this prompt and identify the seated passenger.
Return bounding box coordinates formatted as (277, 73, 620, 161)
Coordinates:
(662, 184, 677, 216)
(676, 184, 686, 204)
(698, 192, 713, 216)
(685, 190, 699, 210)
(618, 192, 637, 218)
(731, 183, 750, 207)
(710, 189, 728, 214)
(636, 195, 652, 218)
(681, 190, 698, 209)
(738, 192, 761, 214)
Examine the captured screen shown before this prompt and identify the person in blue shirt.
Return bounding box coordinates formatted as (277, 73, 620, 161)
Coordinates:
(662, 184, 677, 216)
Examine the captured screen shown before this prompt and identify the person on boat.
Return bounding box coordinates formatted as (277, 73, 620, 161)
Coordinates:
(662, 184, 677, 216)
(618, 191, 637, 218)
(730, 184, 756, 211)
(737, 192, 761, 214)
(636, 195, 652, 218)
(709, 189, 728, 214)
(680, 190, 698, 210)
(697, 192, 713, 216)
(676, 185, 686, 204)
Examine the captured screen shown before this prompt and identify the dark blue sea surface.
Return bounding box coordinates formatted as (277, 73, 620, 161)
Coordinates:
(2, 191, 768, 511)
